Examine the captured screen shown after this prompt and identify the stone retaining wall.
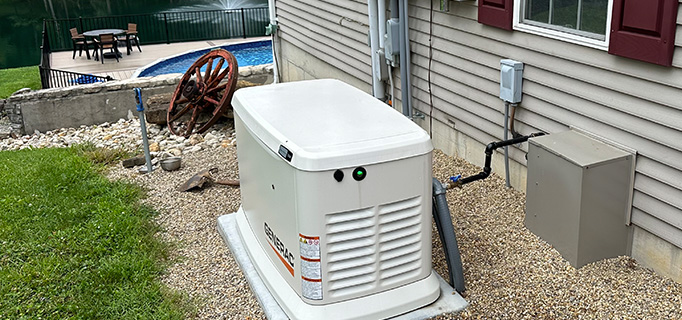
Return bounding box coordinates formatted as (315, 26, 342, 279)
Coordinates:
(1, 65, 272, 136)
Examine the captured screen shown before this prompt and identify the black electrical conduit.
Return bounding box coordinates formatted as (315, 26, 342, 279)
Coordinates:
(431, 132, 547, 294)
(452, 132, 546, 188)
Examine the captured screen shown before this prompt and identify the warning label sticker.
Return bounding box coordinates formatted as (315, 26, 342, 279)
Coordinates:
(301, 277, 322, 300)
(299, 234, 322, 300)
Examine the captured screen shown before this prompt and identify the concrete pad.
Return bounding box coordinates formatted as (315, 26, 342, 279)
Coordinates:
(217, 213, 468, 320)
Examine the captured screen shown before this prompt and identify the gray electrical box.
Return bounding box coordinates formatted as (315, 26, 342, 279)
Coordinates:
(500, 59, 523, 103)
(525, 130, 634, 268)
(385, 19, 400, 66)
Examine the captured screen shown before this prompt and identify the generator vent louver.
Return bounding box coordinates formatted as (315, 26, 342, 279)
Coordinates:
(325, 196, 423, 299)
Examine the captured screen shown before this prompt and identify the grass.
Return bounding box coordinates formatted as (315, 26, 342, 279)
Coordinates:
(0, 146, 188, 319)
(72, 143, 136, 169)
(0, 66, 42, 99)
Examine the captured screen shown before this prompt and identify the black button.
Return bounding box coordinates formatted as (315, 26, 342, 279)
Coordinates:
(352, 167, 367, 181)
(333, 169, 344, 182)
(278, 145, 293, 162)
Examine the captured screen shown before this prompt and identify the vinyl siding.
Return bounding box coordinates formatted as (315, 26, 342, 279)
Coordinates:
(277, 0, 372, 85)
(405, 0, 682, 249)
(275, 0, 682, 249)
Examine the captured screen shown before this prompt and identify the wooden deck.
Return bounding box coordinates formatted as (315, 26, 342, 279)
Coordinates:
(50, 37, 269, 80)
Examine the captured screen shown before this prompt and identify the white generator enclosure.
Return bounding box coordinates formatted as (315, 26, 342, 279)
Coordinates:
(232, 79, 440, 319)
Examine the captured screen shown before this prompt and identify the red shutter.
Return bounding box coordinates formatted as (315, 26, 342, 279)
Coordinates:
(608, 0, 679, 66)
(478, 0, 514, 30)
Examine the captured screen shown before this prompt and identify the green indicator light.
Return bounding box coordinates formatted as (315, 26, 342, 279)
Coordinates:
(353, 167, 366, 181)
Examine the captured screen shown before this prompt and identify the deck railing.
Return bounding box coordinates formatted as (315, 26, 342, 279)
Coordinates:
(43, 8, 269, 52)
(39, 67, 114, 89)
(40, 20, 51, 69)
(39, 20, 114, 89)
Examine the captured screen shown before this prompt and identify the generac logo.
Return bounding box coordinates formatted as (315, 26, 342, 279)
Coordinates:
(264, 222, 295, 276)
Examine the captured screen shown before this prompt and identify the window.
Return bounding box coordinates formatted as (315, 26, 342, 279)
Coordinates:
(513, 0, 613, 49)
(478, 0, 680, 66)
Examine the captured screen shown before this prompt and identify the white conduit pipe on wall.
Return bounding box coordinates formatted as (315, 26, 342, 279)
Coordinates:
(367, 0, 386, 99)
(268, 0, 280, 83)
(378, 0, 387, 50)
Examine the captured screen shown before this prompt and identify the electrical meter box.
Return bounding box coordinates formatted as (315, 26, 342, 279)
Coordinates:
(500, 59, 523, 103)
(525, 130, 634, 268)
(232, 79, 440, 319)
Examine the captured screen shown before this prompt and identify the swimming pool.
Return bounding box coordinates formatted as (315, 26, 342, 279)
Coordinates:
(134, 40, 272, 78)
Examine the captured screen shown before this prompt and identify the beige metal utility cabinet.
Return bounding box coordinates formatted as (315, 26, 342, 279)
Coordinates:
(525, 130, 634, 268)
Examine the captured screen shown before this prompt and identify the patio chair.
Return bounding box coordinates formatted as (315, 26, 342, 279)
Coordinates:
(93, 33, 120, 64)
(70, 28, 92, 59)
(125, 23, 142, 55)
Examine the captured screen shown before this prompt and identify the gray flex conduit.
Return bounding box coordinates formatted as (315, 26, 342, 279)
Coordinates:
(432, 178, 465, 293)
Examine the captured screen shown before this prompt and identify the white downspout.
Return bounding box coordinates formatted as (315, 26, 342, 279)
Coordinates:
(268, 0, 280, 83)
(367, 0, 385, 99)
(378, 0, 386, 51)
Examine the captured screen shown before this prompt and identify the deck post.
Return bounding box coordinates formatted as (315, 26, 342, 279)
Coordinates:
(164, 13, 170, 44)
(241, 8, 247, 38)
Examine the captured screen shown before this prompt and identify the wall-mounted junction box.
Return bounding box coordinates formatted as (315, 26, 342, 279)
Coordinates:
(384, 19, 400, 66)
(500, 59, 523, 103)
(525, 130, 634, 268)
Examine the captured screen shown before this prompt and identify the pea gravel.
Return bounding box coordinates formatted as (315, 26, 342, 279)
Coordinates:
(101, 122, 682, 319)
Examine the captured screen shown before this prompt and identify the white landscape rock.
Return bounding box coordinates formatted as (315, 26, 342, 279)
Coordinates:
(0, 119, 235, 157)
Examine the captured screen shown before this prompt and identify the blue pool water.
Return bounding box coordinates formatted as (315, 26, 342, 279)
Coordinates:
(137, 40, 272, 77)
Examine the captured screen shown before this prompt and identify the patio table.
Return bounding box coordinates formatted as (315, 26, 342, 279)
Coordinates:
(83, 29, 126, 60)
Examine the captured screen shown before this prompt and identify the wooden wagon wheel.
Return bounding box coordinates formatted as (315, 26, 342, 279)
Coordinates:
(167, 49, 239, 137)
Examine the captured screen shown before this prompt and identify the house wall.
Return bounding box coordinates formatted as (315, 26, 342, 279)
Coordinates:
(274, 0, 682, 282)
(277, 0, 372, 88)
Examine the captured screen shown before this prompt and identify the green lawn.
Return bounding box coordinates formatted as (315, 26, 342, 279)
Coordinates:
(0, 147, 187, 319)
(0, 66, 41, 99)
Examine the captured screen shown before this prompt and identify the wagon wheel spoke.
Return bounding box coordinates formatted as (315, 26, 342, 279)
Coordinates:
(207, 59, 225, 84)
(208, 67, 230, 88)
(203, 96, 220, 105)
(174, 96, 189, 105)
(207, 83, 228, 94)
(195, 67, 203, 84)
(169, 103, 194, 122)
(204, 58, 213, 83)
(212, 104, 226, 116)
(184, 107, 201, 136)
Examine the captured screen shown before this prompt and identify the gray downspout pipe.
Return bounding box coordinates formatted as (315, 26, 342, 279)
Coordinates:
(402, 0, 413, 118)
(432, 178, 465, 293)
(390, 0, 398, 19)
(398, 0, 412, 118)
(504, 101, 510, 188)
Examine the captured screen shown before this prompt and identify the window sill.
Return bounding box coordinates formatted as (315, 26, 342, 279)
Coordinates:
(513, 23, 609, 51)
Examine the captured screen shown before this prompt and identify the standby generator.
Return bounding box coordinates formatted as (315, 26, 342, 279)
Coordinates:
(232, 79, 440, 319)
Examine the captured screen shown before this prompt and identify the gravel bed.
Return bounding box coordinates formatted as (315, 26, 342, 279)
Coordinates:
(108, 138, 682, 319)
(431, 151, 682, 319)
(9, 117, 679, 319)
